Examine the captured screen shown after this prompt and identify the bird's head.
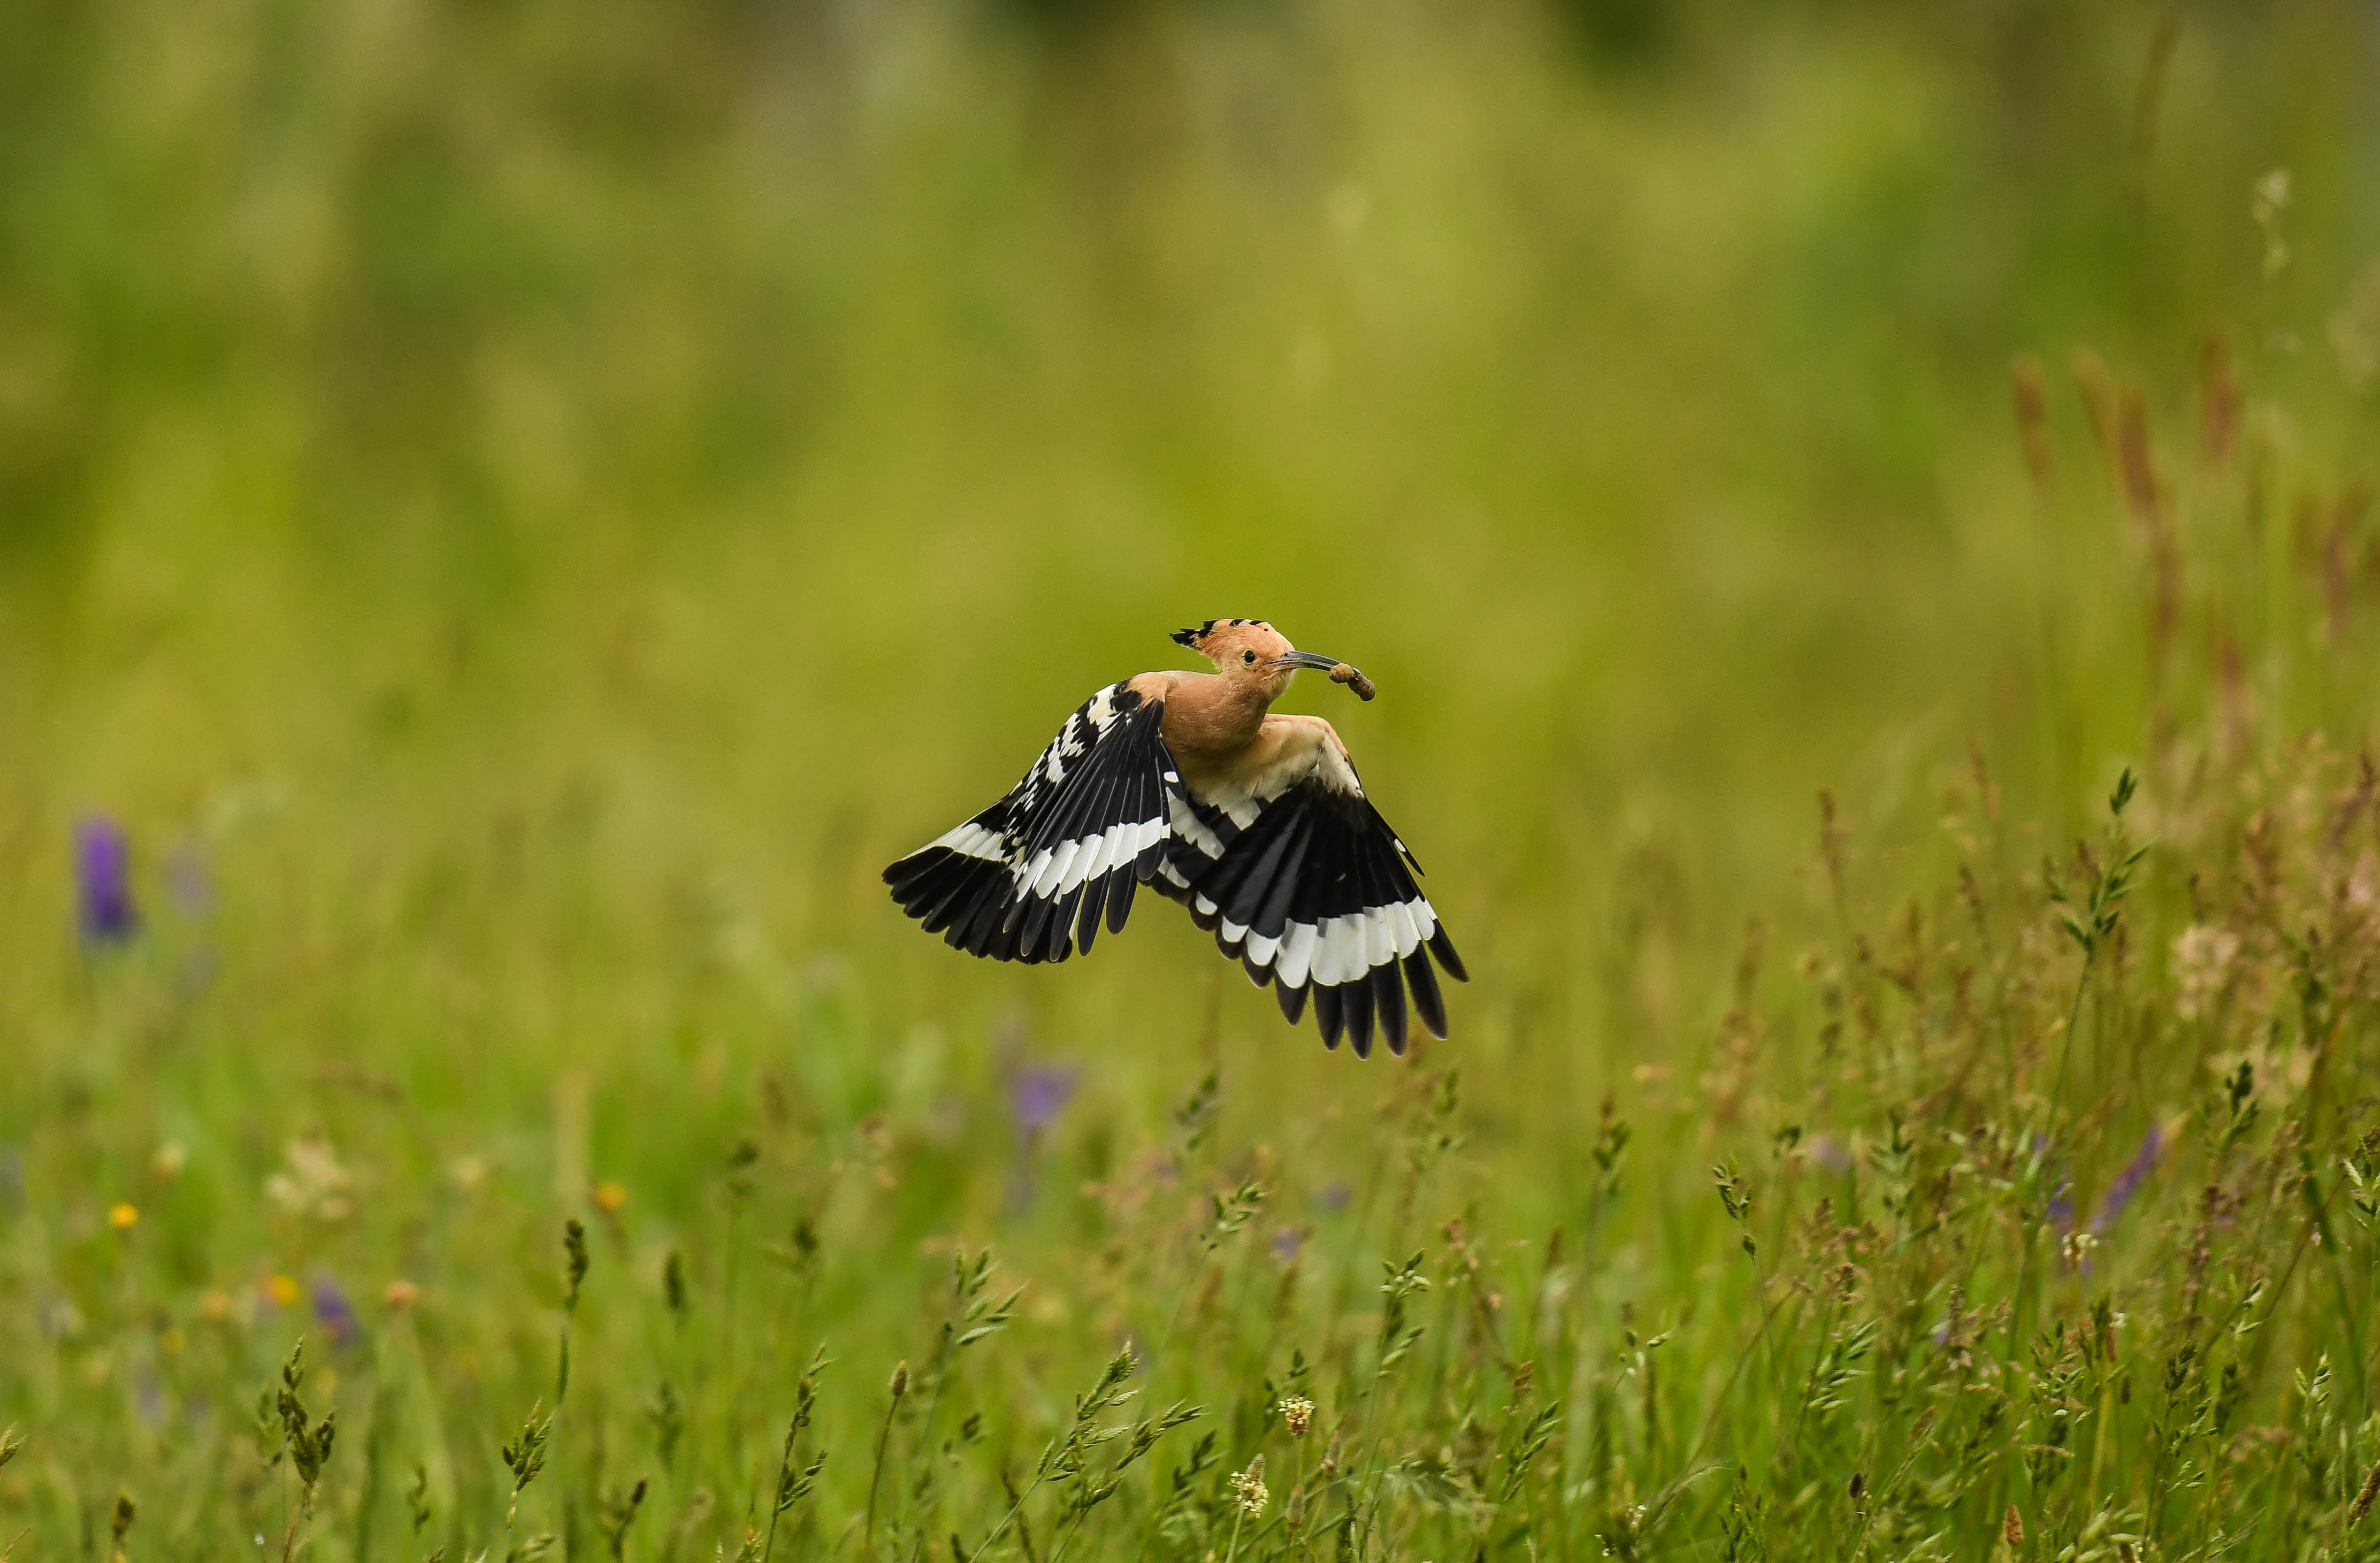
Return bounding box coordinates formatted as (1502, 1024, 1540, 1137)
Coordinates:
(1172, 618, 1357, 699)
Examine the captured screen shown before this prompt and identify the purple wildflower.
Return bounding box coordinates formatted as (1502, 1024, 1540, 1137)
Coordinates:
(312, 1274, 359, 1347)
(2091, 1123, 2163, 1233)
(1808, 1135, 1851, 1173)
(1315, 1182, 1353, 1215)
(1271, 1228, 1307, 1263)
(1004, 1061, 1077, 1212)
(75, 816, 139, 945)
(1011, 1066, 1078, 1136)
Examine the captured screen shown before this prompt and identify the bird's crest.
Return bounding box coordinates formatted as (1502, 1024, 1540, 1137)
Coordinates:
(1172, 619, 1293, 673)
(1172, 618, 1272, 648)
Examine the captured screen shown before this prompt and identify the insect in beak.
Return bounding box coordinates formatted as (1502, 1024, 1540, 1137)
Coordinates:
(1272, 650, 1374, 700)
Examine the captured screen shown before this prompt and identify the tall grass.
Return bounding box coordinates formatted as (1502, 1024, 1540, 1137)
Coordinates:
(10, 380, 2380, 1550)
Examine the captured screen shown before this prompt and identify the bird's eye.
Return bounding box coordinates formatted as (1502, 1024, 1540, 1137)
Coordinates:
(1242, 649, 1257, 664)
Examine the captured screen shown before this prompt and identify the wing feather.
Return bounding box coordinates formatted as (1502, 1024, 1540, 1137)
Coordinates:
(1169, 770, 1464, 1052)
(884, 684, 1180, 963)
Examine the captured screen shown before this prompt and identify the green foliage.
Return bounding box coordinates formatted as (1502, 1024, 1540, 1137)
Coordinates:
(8, 3, 2380, 1561)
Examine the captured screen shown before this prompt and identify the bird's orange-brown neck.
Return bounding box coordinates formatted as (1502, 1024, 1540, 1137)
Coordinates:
(1142, 668, 1282, 768)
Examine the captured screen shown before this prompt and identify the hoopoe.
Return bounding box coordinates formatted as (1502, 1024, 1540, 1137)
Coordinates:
(884, 619, 1467, 1056)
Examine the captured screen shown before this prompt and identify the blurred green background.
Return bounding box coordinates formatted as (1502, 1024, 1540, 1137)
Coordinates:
(9, 0, 2380, 1273)
(9, 0, 2380, 1232)
(6, 0, 2380, 1549)
(10, 0, 2375, 1008)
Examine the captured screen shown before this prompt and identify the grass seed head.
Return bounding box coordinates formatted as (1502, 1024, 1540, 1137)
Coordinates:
(2012, 354, 2054, 494)
(503, 1400, 553, 1497)
(663, 1250, 687, 1321)
(563, 1218, 590, 1312)
(649, 1379, 684, 1466)
(600, 1477, 649, 1560)
(1231, 1455, 1268, 1517)
(725, 1138, 761, 1207)
(274, 1339, 337, 1493)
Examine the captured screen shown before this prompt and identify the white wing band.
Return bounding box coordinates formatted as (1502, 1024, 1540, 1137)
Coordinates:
(1246, 896, 1433, 989)
(1014, 816, 1167, 898)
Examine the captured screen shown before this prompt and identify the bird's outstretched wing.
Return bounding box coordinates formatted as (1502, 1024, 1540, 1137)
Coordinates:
(884, 684, 1180, 964)
(1159, 776, 1467, 1058)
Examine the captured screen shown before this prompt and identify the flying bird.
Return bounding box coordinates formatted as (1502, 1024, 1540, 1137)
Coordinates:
(883, 619, 1466, 1056)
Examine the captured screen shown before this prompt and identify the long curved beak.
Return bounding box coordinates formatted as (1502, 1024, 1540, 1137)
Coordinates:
(1269, 650, 1345, 672)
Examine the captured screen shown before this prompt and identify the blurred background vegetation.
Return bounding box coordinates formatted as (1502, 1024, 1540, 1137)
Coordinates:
(6, 0, 2380, 1555)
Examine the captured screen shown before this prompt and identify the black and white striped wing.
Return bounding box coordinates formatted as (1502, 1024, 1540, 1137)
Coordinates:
(883, 684, 1179, 964)
(1167, 779, 1467, 1058)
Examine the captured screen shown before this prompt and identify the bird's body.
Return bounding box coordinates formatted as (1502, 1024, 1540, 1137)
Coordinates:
(883, 619, 1465, 1056)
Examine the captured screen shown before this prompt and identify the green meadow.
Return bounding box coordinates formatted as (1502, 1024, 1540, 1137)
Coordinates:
(7, 1, 2380, 1557)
